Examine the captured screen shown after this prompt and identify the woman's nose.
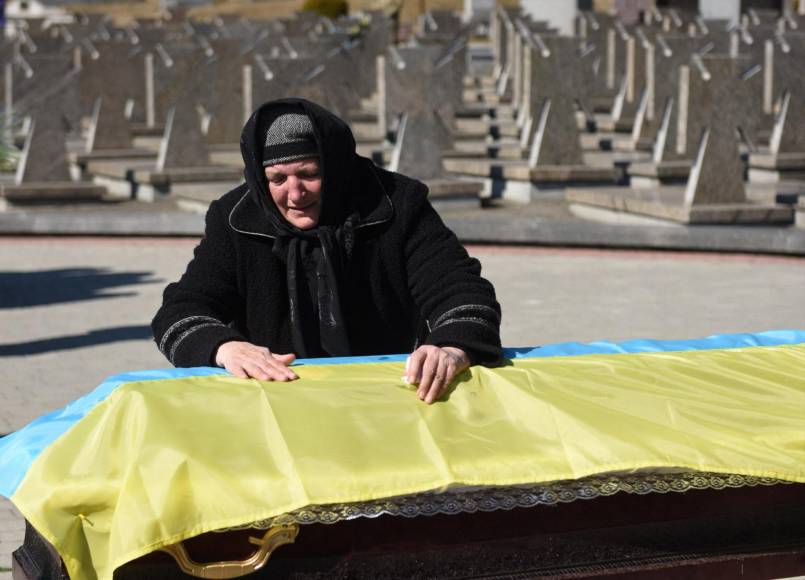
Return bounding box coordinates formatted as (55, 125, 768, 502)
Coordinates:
(287, 177, 305, 199)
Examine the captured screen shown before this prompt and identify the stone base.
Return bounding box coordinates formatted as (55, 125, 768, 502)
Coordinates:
(443, 157, 620, 183)
(89, 164, 243, 202)
(86, 158, 158, 178)
(748, 153, 805, 183)
(455, 118, 520, 138)
(0, 181, 107, 204)
(612, 136, 654, 153)
(583, 150, 652, 171)
(595, 116, 634, 133)
(628, 160, 691, 189)
(73, 148, 157, 167)
(131, 166, 243, 201)
(141, 179, 242, 203)
(348, 110, 378, 124)
(130, 123, 165, 137)
(455, 104, 496, 118)
(565, 186, 794, 225)
(356, 142, 394, 166)
(425, 177, 484, 210)
(352, 122, 383, 141)
(744, 182, 805, 205)
(589, 94, 616, 113)
(446, 140, 523, 159)
(131, 136, 162, 151)
(208, 144, 245, 168)
(85, 159, 162, 198)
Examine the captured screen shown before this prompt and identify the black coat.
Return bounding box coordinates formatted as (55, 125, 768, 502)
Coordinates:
(152, 99, 502, 367)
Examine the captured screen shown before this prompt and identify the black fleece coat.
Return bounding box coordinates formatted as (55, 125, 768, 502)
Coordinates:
(152, 98, 502, 367)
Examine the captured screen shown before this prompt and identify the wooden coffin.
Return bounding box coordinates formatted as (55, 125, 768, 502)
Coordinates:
(13, 472, 805, 580)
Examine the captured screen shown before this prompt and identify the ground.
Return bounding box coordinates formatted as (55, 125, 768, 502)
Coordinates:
(2, 236, 805, 575)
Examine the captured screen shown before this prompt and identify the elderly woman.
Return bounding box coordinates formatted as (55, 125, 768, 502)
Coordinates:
(152, 98, 501, 404)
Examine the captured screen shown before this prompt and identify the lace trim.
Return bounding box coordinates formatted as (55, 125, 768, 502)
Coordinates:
(218, 471, 788, 531)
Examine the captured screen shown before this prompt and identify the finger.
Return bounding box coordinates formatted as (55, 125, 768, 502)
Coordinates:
(272, 352, 295, 362)
(264, 356, 298, 380)
(425, 356, 452, 404)
(406, 347, 428, 385)
(417, 352, 439, 400)
(272, 352, 298, 373)
(267, 356, 299, 381)
(227, 363, 249, 379)
(242, 360, 271, 381)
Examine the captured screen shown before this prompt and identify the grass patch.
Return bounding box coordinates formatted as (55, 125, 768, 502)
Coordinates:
(0, 566, 12, 572)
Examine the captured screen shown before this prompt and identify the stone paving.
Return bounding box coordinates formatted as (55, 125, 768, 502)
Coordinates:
(2, 237, 805, 575)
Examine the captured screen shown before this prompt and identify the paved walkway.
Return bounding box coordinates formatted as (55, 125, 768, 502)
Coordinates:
(2, 237, 805, 574)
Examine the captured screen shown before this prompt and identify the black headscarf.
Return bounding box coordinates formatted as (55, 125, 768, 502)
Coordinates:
(240, 99, 360, 358)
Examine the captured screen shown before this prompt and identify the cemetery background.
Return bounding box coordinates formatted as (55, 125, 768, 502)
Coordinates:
(2, 0, 805, 576)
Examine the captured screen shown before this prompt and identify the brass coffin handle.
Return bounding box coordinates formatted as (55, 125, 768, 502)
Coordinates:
(160, 524, 300, 579)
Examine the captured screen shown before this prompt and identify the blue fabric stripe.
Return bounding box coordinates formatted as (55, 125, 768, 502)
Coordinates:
(0, 368, 227, 499)
(501, 329, 805, 359)
(294, 329, 805, 365)
(2, 329, 804, 499)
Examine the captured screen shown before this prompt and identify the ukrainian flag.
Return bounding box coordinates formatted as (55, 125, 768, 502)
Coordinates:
(1, 331, 804, 580)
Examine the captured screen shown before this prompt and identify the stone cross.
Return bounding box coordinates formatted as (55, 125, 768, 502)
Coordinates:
(15, 100, 72, 184)
(766, 34, 805, 155)
(523, 34, 584, 167)
(201, 39, 251, 146)
(157, 105, 210, 171)
(389, 110, 452, 180)
(680, 56, 750, 205)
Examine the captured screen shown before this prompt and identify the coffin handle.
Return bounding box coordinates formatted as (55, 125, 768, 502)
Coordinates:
(159, 523, 299, 579)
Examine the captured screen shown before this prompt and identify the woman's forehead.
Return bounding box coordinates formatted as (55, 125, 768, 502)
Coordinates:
(264, 158, 320, 174)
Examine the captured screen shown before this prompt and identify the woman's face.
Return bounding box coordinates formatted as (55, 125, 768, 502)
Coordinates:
(264, 157, 322, 230)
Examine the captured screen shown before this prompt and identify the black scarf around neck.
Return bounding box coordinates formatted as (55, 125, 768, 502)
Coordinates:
(271, 219, 355, 358)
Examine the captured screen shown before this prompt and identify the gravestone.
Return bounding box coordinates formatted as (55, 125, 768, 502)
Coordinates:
(748, 34, 805, 181)
(380, 45, 444, 134)
(85, 96, 133, 152)
(15, 107, 72, 183)
(151, 43, 210, 125)
(202, 39, 251, 146)
(292, 51, 362, 122)
(418, 10, 463, 43)
(1, 94, 106, 203)
(78, 42, 146, 146)
(442, 31, 619, 190)
(157, 106, 209, 171)
(629, 34, 699, 149)
(127, 103, 242, 203)
(347, 12, 392, 100)
(390, 110, 452, 180)
(250, 55, 317, 107)
(567, 56, 792, 224)
(10, 54, 81, 133)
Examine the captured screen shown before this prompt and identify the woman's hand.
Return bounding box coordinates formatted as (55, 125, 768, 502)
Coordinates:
(215, 341, 298, 381)
(405, 345, 470, 404)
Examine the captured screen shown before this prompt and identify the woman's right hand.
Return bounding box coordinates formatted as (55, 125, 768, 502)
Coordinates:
(215, 341, 298, 381)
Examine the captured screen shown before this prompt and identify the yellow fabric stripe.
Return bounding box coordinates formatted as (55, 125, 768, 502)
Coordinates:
(12, 344, 805, 580)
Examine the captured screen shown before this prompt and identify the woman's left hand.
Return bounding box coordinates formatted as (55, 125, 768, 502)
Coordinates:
(405, 345, 471, 404)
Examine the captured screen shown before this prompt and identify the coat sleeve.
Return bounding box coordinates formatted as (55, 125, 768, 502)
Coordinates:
(152, 200, 247, 367)
(402, 182, 502, 364)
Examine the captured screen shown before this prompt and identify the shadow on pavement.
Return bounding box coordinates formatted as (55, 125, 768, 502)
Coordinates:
(0, 325, 153, 356)
(0, 268, 160, 308)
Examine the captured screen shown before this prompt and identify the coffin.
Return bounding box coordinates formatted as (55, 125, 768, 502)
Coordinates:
(14, 474, 805, 579)
(4, 331, 805, 580)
